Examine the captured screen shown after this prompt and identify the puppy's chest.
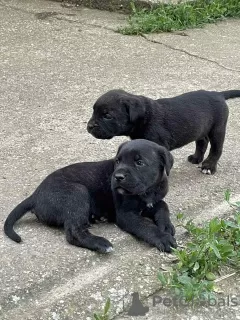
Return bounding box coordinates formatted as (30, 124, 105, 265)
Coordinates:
(138, 198, 155, 215)
(141, 201, 153, 212)
(140, 192, 160, 211)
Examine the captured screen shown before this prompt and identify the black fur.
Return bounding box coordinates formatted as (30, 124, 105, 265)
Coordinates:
(87, 89, 240, 174)
(4, 140, 176, 253)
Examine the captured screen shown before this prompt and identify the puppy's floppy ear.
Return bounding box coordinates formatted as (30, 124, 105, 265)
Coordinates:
(122, 96, 146, 123)
(158, 146, 174, 176)
(116, 141, 128, 156)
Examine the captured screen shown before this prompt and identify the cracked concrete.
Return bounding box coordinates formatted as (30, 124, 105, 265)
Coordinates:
(142, 33, 240, 74)
(0, 1, 240, 319)
(145, 20, 240, 74)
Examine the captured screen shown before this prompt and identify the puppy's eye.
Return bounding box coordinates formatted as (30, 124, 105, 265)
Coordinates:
(103, 113, 112, 120)
(115, 158, 120, 165)
(136, 159, 144, 166)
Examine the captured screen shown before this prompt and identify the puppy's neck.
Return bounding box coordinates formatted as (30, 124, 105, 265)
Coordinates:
(141, 175, 168, 208)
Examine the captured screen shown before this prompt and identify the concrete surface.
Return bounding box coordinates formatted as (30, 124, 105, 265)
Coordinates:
(0, 0, 239, 319)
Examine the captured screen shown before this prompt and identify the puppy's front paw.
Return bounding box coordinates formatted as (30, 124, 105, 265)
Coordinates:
(201, 168, 212, 175)
(201, 162, 217, 175)
(158, 221, 175, 236)
(95, 237, 114, 254)
(188, 154, 202, 164)
(156, 233, 177, 253)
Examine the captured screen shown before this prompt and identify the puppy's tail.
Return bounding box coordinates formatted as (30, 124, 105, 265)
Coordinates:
(220, 90, 240, 100)
(4, 196, 34, 243)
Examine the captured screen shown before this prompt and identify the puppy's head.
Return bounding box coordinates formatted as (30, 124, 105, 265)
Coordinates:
(111, 139, 173, 196)
(87, 90, 146, 139)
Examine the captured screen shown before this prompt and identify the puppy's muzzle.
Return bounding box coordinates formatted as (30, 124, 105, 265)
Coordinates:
(114, 173, 126, 182)
(112, 170, 134, 195)
(87, 120, 99, 132)
(113, 169, 127, 185)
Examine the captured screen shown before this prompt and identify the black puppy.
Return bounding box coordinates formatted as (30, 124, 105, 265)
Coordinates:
(87, 89, 240, 174)
(4, 140, 176, 253)
(112, 139, 176, 252)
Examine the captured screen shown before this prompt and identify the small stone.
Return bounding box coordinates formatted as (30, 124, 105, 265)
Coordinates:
(90, 292, 102, 301)
(52, 312, 60, 320)
(12, 295, 20, 303)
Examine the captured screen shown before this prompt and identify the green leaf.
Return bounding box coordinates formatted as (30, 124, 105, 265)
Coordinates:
(177, 274, 191, 285)
(104, 298, 111, 315)
(130, 1, 137, 13)
(177, 212, 184, 220)
(209, 244, 221, 259)
(233, 214, 240, 225)
(158, 272, 167, 285)
(225, 189, 231, 202)
(206, 272, 216, 281)
(224, 220, 238, 228)
(232, 202, 240, 213)
(193, 262, 200, 272)
(208, 218, 222, 233)
(94, 314, 100, 320)
(174, 287, 181, 296)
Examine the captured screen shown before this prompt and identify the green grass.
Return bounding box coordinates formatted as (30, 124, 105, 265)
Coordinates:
(93, 298, 111, 320)
(119, 0, 240, 35)
(158, 192, 240, 301)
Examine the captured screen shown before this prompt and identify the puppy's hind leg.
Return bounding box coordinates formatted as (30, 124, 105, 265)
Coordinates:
(62, 186, 113, 253)
(201, 125, 227, 175)
(65, 221, 113, 253)
(188, 137, 209, 164)
(64, 196, 113, 254)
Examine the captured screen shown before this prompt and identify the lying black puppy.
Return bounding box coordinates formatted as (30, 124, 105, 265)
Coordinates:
(4, 139, 176, 253)
(87, 89, 240, 174)
(112, 139, 176, 252)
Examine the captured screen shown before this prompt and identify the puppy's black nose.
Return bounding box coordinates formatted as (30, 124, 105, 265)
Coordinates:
(114, 173, 125, 181)
(87, 122, 98, 130)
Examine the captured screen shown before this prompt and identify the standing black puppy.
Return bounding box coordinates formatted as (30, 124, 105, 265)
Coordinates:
(112, 139, 176, 252)
(4, 140, 176, 253)
(87, 89, 240, 174)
